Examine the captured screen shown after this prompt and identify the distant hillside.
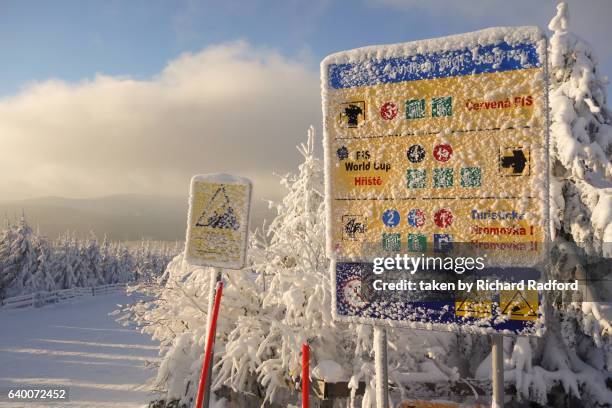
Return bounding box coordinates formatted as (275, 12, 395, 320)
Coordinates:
(0, 195, 187, 241)
(0, 194, 271, 242)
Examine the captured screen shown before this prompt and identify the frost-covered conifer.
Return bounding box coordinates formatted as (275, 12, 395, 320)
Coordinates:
(1, 216, 50, 296)
(24, 236, 55, 293)
(83, 233, 105, 286)
(471, 4, 612, 406)
(0, 218, 16, 298)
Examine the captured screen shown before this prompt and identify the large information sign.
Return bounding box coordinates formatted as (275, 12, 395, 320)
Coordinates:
(185, 174, 252, 270)
(322, 27, 549, 334)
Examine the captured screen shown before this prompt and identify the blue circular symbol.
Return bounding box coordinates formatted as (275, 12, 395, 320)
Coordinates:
(382, 209, 400, 227)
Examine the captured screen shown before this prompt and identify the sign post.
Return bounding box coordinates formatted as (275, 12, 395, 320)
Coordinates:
(491, 334, 504, 408)
(195, 279, 223, 408)
(184, 174, 252, 408)
(374, 327, 389, 408)
(302, 343, 310, 408)
(202, 268, 222, 407)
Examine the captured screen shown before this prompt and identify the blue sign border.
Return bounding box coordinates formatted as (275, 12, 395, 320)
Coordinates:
(328, 41, 540, 90)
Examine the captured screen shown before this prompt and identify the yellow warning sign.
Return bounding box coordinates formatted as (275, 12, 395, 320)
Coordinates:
(185, 175, 251, 270)
(455, 291, 492, 319)
(500, 290, 539, 321)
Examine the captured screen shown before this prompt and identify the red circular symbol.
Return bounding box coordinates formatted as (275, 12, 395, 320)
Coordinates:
(433, 144, 453, 162)
(434, 209, 453, 228)
(380, 102, 398, 120)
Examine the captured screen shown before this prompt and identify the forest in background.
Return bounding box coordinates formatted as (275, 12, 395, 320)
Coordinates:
(0, 214, 178, 300)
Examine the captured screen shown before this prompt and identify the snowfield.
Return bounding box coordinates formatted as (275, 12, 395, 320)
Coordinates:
(0, 292, 159, 408)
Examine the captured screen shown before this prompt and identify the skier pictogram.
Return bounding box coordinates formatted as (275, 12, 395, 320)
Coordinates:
(342, 215, 366, 240)
(339, 101, 366, 127)
(195, 187, 240, 230)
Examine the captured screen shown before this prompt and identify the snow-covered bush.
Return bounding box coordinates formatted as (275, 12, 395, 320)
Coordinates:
(125, 128, 465, 407)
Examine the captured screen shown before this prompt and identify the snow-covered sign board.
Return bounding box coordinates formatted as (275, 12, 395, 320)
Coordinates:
(185, 174, 252, 270)
(322, 27, 549, 334)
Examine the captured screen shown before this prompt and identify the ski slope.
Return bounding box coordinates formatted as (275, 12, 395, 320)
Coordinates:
(0, 292, 159, 407)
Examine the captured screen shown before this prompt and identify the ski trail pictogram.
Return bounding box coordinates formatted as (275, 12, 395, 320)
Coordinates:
(195, 187, 240, 230)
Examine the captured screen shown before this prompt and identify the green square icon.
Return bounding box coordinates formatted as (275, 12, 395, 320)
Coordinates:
(408, 234, 426, 252)
(382, 233, 401, 252)
(433, 168, 453, 188)
(407, 169, 426, 188)
(461, 167, 482, 187)
(406, 99, 426, 119)
(432, 96, 452, 117)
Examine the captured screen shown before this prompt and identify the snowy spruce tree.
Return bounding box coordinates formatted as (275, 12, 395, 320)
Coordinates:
(51, 233, 79, 290)
(467, 4, 612, 407)
(83, 233, 105, 286)
(213, 127, 345, 403)
(0, 219, 17, 298)
(0, 216, 54, 296)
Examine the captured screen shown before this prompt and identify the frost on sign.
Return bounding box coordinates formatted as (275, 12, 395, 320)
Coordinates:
(185, 174, 251, 269)
(322, 27, 549, 334)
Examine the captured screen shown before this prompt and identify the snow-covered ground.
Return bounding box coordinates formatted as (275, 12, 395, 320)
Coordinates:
(0, 292, 159, 407)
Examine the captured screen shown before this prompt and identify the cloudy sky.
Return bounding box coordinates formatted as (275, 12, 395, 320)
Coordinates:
(0, 0, 610, 208)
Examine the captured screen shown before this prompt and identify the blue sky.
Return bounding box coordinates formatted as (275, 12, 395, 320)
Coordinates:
(1, 0, 611, 97)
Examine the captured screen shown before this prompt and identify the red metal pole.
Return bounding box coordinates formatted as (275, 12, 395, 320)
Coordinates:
(195, 281, 224, 408)
(302, 343, 310, 408)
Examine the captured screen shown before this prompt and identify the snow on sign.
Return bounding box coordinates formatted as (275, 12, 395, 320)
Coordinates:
(185, 174, 252, 269)
(322, 27, 549, 333)
(397, 401, 484, 408)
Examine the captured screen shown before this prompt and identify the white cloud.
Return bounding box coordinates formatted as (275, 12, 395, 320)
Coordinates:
(0, 41, 321, 205)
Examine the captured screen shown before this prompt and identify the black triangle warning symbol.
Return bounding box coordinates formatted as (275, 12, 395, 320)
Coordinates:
(501, 291, 537, 318)
(196, 187, 240, 231)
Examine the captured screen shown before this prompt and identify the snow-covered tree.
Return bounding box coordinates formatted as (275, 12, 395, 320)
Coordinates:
(52, 233, 78, 290)
(0, 219, 17, 299)
(83, 233, 105, 286)
(117, 244, 135, 283)
(23, 236, 55, 293)
(0, 216, 54, 296)
(548, 2, 612, 256)
(120, 129, 463, 407)
(213, 126, 338, 403)
(467, 4, 612, 407)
